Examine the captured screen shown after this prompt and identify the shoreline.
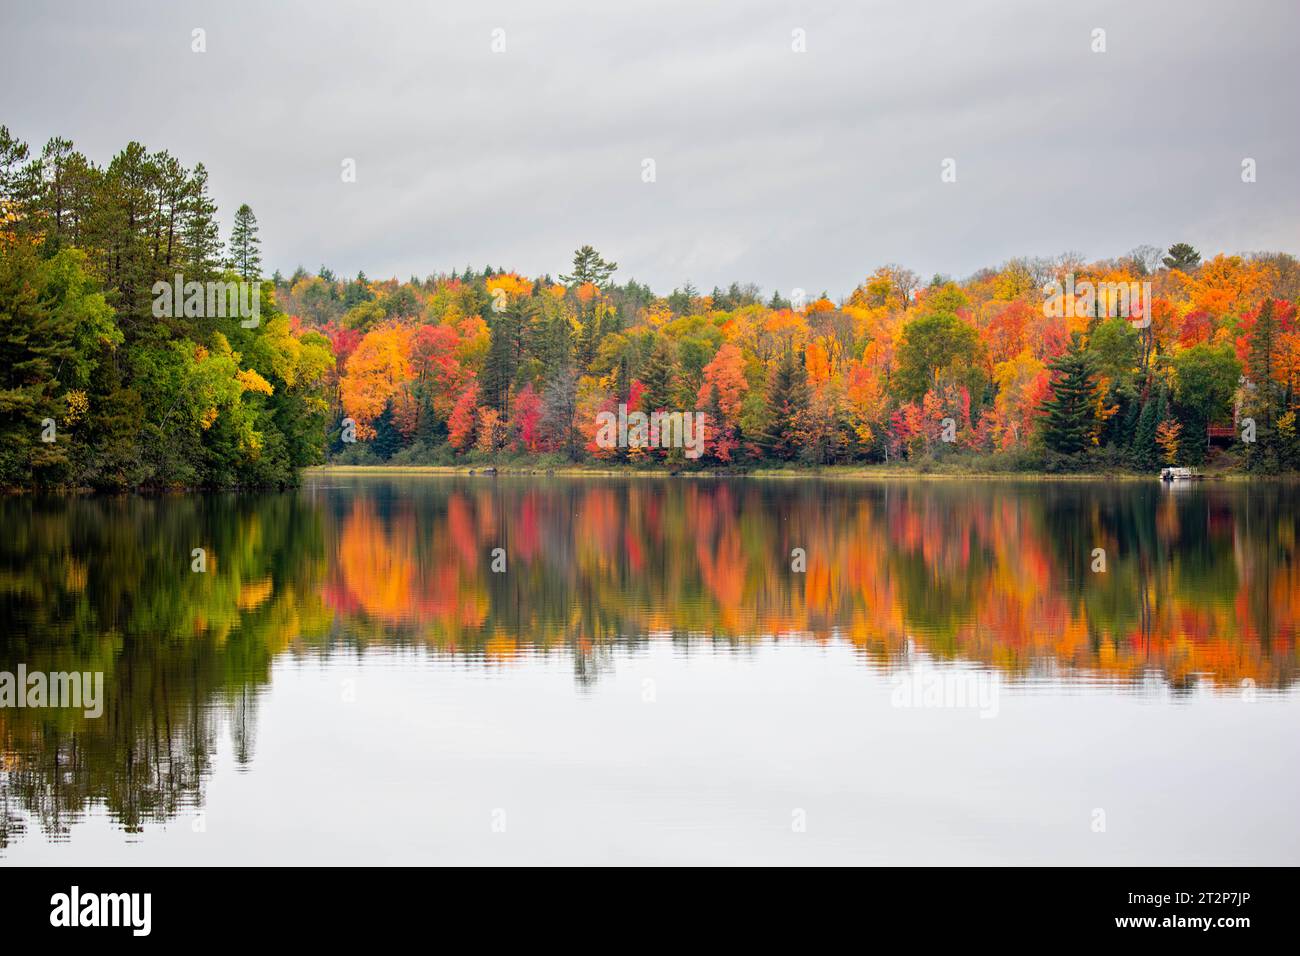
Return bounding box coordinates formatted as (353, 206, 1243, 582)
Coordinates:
(3, 465, 1283, 494)
(304, 464, 1271, 482)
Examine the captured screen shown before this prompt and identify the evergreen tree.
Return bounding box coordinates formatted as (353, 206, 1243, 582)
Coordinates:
(1247, 299, 1280, 424)
(1118, 397, 1141, 451)
(35, 137, 76, 242)
(668, 283, 697, 316)
(228, 203, 261, 280)
(575, 303, 604, 369)
(182, 163, 223, 279)
(370, 403, 403, 460)
(0, 125, 32, 215)
(343, 272, 373, 308)
(702, 382, 730, 462)
(1041, 332, 1097, 455)
(1246, 299, 1282, 470)
(559, 244, 617, 289)
(764, 348, 810, 460)
(96, 142, 157, 320)
(482, 299, 529, 415)
(640, 336, 677, 412)
(151, 151, 189, 273)
(1162, 242, 1202, 271)
(1130, 392, 1166, 471)
(529, 299, 572, 380)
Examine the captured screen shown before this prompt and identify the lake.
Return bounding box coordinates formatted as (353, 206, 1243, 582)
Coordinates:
(1, 475, 1297, 865)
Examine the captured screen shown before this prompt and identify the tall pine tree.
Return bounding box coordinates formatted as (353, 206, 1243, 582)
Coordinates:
(764, 348, 810, 460)
(228, 203, 261, 280)
(640, 336, 677, 412)
(1130, 391, 1166, 471)
(1041, 332, 1097, 456)
(183, 163, 223, 279)
(1246, 298, 1281, 470)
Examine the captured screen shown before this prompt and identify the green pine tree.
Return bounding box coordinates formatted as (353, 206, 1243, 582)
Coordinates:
(1130, 393, 1166, 471)
(1246, 299, 1281, 471)
(1041, 332, 1098, 456)
(640, 336, 677, 412)
(559, 245, 617, 289)
(764, 349, 810, 460)
(482, 299, 529, 416)
(1162, 242, 1202, 271)
(182, 163, 223, 279)
(371, 403, 403, 461)
(227, 203, 261, 280)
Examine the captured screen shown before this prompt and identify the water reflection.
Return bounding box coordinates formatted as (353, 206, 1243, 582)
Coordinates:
(1, 476, 1297, 847)
(314, 477, 1298, 692)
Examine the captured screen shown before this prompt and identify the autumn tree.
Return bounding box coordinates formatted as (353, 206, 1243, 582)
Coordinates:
(447, 382, 480, 450)
(893, 311, 981, 402)
(1155, 419, 1182, 465)
(339, 323, 411, 440)
(697, 343, 747, 461)
(801, 380, 853, 464)
(697, 344, 746, 420)
(407, 323, 466, 422)
(991, 351, 1050, 450)
(510, 383, 543, 451)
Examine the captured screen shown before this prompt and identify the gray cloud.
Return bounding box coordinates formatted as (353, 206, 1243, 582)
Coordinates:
(1, 0, 1296, 296)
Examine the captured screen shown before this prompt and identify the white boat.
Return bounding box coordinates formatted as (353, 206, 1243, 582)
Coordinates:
(1160, 466, 1201, 482)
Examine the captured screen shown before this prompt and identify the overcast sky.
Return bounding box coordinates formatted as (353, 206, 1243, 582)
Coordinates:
(2, 0, 1297, 297)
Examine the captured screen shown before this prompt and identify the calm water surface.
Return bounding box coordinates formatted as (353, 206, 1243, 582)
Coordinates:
(1, 476, 1297, 864)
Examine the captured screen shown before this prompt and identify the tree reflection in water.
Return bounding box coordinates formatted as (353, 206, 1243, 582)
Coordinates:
(1, 477, 1296, 846)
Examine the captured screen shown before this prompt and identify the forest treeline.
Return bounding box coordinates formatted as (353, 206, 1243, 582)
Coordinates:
(0, 129, 331, 489)
(4, 129, 1300, 488)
